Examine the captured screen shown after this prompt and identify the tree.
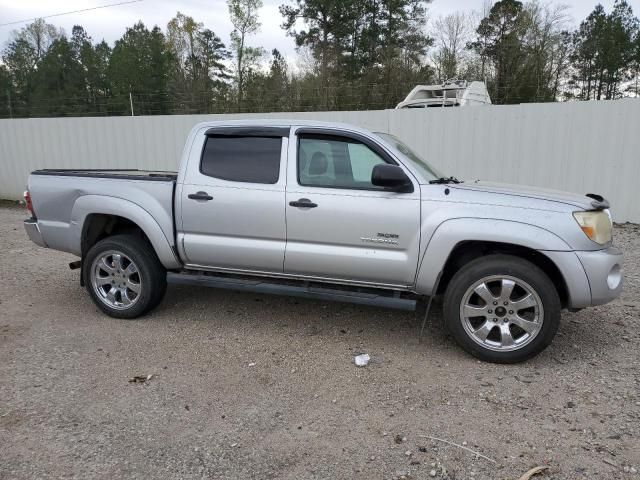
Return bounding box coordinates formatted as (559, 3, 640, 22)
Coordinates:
(3, 0, 640, 119)
(264, 49, 290, 110)
(166, 12, 201, 70)
(431, 12, 474, 81)
(372, 0, 433, 107)
(88, 41, 113, 111)
(1, 19, 62, 116)
(108, 22, 171, 115)
(30, 37, 86, 116)
(70, 26, 112, 114)
(166, 12, 231, 113)
(634, 27, 640, 95)
(227, 0, 264, 107)
(280, 0, 433, 110)
(518, 2, 571, 102)
(280, 0, 346, 108)
(18, 18, 62, 62)
(196, 29, 232, 92)
(0, 65, 13, 118)
(470, 0, 570, 103)
(2, 38, 36, 116)
(471, 0, 528, 103)
(603, 0, 639, 98)
(570, 1, 639, 100)
(570, 5, 605, 99)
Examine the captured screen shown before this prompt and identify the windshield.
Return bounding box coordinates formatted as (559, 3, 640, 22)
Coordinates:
(375, 132, 443, 182)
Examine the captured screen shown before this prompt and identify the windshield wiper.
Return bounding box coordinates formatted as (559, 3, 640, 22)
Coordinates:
(429, 176, 462, 184)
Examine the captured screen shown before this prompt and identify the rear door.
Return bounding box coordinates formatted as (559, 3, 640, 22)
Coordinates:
(284, 128, 421, 288)
(178, 127, 289, 273)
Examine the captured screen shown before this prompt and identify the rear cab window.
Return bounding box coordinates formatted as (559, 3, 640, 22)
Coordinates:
(200, 135, 282, 184)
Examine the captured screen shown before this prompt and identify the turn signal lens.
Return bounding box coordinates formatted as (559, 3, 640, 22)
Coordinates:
(580, 226, 595, 238)
(573, 210, 612, 245)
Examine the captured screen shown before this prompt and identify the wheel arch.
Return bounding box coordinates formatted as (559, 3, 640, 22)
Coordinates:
(81, 214, 148, 256)
(71, 195, 181, 269)
(415, 218, 573, 307)
(435, 241, 570, 308)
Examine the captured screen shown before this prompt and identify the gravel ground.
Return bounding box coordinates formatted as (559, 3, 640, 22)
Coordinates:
(1, 205, 639, 480)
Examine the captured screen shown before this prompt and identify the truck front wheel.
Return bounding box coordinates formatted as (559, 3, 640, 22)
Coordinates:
(83, 234, 167, 319)
(443, 254, 561, 363)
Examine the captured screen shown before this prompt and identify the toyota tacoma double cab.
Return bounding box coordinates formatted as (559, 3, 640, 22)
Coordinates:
(23, 120, 623, 363)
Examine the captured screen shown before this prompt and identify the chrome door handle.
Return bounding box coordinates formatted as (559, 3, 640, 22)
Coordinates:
(188, 191, 213, 201)
(289, 198, 318, 208)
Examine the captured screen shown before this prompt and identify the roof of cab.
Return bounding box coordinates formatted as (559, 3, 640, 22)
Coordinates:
(192, 118, 375, 135)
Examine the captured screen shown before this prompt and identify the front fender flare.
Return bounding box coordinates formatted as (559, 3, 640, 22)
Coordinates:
(414, 218, 574, 296)
(70, 195, 181, 269)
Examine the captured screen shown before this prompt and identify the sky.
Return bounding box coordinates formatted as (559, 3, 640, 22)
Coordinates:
(1, 0, 638, 64)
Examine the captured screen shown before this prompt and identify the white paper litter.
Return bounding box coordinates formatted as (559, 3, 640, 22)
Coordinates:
(354, 354, 370, 367)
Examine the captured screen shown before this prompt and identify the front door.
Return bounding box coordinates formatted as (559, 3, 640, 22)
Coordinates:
(179, 128, 289, 273)
(284, 129, 421, 287)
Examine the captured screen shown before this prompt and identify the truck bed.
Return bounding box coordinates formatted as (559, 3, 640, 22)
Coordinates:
(32, 169, 178, 181)
(27, 169, 177, 261)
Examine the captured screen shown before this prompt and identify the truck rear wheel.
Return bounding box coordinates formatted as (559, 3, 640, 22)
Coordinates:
(443, 254, 561, 363)
(83, 234, 167, 319)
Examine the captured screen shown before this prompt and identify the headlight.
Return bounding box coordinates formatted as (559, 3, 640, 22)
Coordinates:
(573, 210, 612, 244)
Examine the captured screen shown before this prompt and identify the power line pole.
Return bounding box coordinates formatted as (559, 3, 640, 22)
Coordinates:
(129, 90, 134, 116)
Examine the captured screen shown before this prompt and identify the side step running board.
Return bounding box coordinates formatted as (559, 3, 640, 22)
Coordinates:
(167, 272, 417, 311)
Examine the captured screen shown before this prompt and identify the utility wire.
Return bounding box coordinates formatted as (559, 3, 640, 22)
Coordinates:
(0, 0, 144, 28)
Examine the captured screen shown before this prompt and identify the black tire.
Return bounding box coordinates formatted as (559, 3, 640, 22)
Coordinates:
(82, 234, 167, 319)
(443, 254, 561, 363)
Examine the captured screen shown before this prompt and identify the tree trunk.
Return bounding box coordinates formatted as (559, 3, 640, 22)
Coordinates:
(237, 31, 245, 108)
(596, 69, 604, 100)
(321, 26, 328, 110)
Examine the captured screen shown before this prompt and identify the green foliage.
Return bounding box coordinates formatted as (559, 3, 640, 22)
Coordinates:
(2, 38, 36, 115)
(0, 65, 13, 117)
(30, 37, 87, 117)
(166, 12, 231, 113)
(242, 49, 292, 112)
(472, 0, 528, 103)
(0, 3, 639, 118)
(228, 0, 265, 105)
(108, 22, 171, 115)
(280, 0, 433, 109)
(570, 1, 639, 99)
(470, 0, 573, 104)
(71, 27, 112, 115)
(18, 18, 62, 62)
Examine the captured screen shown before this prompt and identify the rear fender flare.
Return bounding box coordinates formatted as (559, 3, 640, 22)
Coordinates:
(70, 195, 181, 269)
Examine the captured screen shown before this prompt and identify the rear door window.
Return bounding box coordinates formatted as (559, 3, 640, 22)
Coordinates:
(201, 136, 282, 184)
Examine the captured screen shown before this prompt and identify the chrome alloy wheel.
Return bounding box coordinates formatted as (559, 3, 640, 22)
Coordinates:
(459, 275, 544, 352)
(90, 250, 142, 310)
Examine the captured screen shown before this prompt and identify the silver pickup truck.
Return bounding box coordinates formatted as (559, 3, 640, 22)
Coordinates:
(23, 120, 623, 363)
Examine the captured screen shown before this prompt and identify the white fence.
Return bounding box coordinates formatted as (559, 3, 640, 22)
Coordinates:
(1, 99, 639, 222)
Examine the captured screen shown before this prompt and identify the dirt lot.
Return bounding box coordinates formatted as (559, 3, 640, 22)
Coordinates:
(1, 205, 639, 480)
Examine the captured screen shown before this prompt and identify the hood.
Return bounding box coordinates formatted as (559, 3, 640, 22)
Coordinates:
(451, 181, 600, 210)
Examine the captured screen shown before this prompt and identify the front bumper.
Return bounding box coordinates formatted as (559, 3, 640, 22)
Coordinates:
(576, 247, 623, 306)
(24, 218, 47, 248)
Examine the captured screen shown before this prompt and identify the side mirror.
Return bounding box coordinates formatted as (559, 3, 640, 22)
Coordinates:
(371, 164, 413, 192)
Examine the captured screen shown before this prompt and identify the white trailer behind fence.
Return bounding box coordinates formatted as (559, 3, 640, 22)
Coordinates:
(1, 99, 639, 222)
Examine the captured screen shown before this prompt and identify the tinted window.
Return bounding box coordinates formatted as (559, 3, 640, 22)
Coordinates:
(298, 136, 388, 190)
(201, 136, 281, 184)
